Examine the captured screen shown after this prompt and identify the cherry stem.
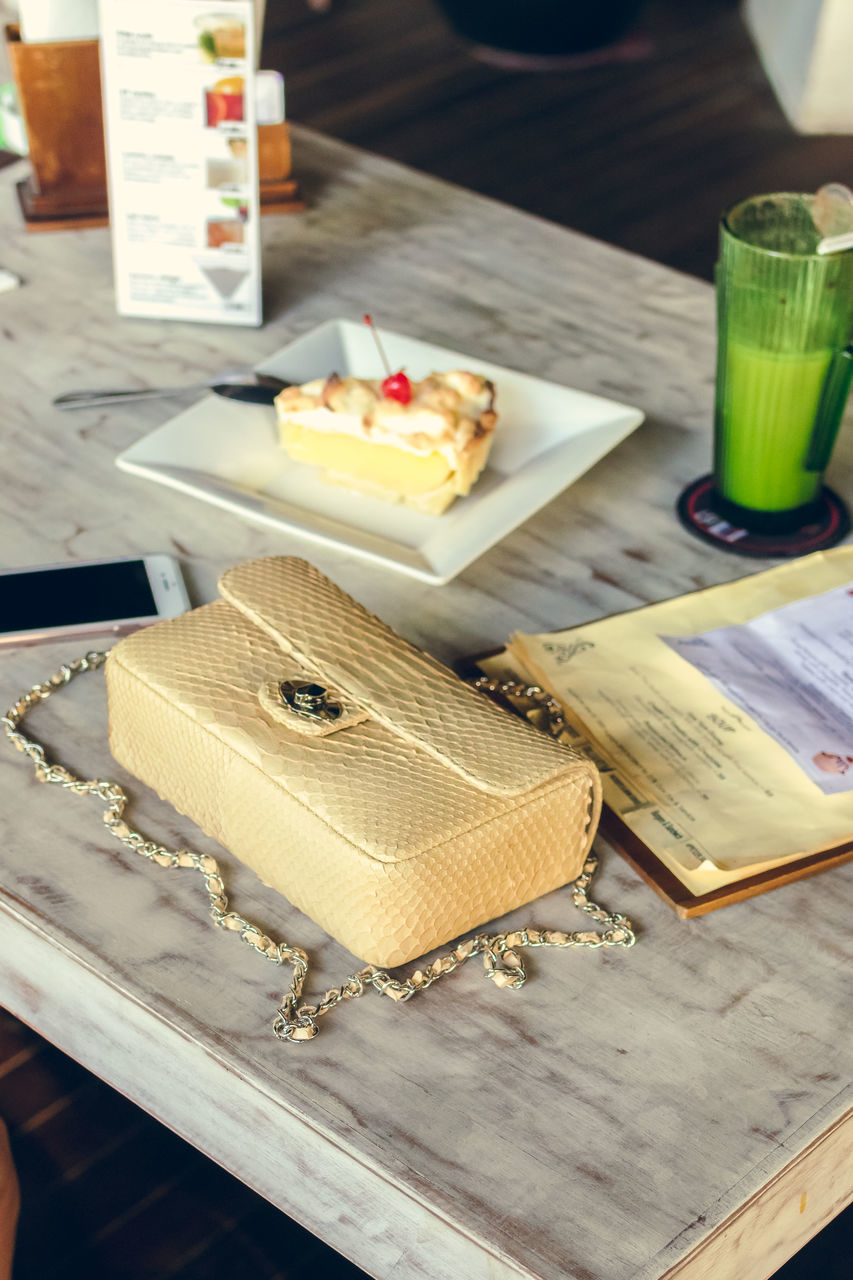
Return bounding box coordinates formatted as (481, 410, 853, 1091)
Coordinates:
(363, 313, 392, 377)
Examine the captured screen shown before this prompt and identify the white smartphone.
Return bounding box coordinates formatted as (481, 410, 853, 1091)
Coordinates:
(0, 554, 191, 647)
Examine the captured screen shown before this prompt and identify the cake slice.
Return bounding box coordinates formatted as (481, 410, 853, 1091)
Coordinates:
(274, 370, 497, 515)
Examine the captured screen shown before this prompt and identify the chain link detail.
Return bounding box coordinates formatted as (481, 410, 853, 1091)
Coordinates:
(3, 654, 635, 1044)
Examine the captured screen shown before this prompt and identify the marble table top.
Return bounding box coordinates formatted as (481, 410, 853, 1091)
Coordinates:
(0, 124, 850, 1280)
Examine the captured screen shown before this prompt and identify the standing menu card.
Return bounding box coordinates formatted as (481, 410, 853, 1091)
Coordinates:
(99, 0, 261, 325)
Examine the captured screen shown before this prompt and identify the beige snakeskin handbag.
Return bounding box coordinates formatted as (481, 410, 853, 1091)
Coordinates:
(5, 556, 634, 1041)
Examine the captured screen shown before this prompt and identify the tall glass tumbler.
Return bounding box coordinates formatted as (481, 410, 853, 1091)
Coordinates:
(714, 193, 853, 531)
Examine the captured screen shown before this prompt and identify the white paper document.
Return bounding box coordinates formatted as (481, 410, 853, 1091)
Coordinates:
(99, 0, 261, 325)
(664, 582, 853, 796)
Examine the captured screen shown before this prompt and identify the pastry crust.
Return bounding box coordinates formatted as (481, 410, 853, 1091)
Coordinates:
(275, 371, 497, 514)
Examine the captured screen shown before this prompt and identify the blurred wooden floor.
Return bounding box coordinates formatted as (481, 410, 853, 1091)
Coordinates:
(264, 0, 853, 281)
(3, 0, 853, 1276)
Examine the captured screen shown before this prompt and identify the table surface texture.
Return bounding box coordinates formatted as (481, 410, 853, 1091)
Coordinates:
(0, 122, 850, 1280)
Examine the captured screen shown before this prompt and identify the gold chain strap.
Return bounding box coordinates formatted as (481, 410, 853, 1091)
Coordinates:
(3, 651, 635, 1043)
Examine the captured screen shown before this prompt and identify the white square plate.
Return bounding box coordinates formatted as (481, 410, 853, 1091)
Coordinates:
(116, 319, 644, 584)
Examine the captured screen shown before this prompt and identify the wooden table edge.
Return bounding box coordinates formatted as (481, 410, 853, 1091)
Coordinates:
(644, 1106, 853, 1280)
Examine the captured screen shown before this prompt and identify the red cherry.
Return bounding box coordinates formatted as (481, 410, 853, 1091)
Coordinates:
(382, 371, 412, 404)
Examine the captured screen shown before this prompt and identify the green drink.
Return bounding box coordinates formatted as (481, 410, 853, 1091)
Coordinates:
(713, 193, 853, 531)
(716, 343, 831, 511)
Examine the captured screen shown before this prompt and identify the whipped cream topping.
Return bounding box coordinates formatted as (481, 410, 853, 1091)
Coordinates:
(275, 371, 497, 465)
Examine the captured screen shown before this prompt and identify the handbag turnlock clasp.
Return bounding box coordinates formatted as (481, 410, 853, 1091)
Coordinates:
(279, 680, 343, 722)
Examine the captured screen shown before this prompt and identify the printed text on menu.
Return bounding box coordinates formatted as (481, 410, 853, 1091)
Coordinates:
(99, 0, 261, 325)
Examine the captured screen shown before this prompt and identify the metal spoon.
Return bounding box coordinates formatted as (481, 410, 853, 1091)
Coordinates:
(52, 371, 289, 410)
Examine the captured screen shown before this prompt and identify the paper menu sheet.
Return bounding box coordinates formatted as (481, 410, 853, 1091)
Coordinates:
(99, 0, 261, 325)
(504, 548, 853, 877)
(663, 584, 853, 797)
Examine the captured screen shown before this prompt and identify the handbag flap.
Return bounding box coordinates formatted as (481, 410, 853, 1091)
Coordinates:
(219, 557, 583, 798)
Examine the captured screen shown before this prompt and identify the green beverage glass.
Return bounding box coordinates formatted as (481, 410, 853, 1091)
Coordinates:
(713, 192, 853, 531)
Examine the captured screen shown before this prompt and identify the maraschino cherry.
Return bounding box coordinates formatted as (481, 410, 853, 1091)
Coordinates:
(380, 370, 412, 402)
(363, 314, 412, 404)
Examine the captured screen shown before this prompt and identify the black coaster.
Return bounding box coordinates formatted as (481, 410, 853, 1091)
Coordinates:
(677, 475, 850, 558)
